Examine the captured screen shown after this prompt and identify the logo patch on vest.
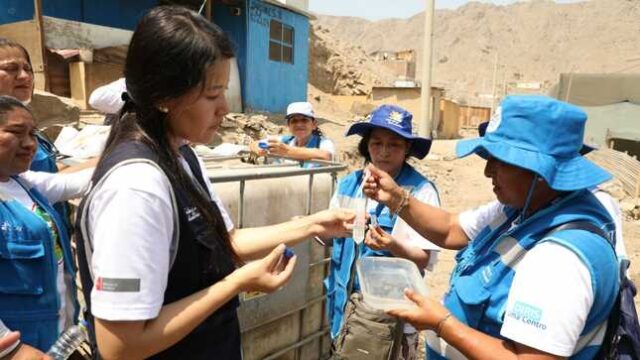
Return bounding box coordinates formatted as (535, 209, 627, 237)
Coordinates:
(506, 301, 547, 330)
(185, 207, 201, 222)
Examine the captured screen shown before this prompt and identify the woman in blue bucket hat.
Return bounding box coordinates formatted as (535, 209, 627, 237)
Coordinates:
(325, 104, 441, 359)
(364, 95, 619, 359)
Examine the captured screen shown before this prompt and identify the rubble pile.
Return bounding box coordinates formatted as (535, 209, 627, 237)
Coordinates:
(215, 113, 287, 146)
(308, 23, 396, 96)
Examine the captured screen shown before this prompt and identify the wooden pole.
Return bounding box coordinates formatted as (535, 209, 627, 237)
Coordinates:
(205, 0, 212, 21)
(490, 52, 498, 115)
(418, 0, 435, 138)
(33, 0, 48, 91)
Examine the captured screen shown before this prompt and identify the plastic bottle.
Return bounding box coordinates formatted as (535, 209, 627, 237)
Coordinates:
(47, 321, 88, 360)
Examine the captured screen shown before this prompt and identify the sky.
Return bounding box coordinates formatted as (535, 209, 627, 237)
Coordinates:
(308, 0, 585, 21)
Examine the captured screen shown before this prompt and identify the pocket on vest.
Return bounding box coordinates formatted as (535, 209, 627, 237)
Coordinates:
(449, 274, 491, 329)
(0, 239, 46, 295)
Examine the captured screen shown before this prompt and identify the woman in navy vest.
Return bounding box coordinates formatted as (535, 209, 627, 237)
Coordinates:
(75, 6, 353, 360)
(326, 104, 440, 359)
(0, 96, 92, 358)
(365, 96, 619, 360)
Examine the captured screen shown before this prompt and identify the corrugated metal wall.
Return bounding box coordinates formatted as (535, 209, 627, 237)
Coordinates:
(244, 0, 308, 113)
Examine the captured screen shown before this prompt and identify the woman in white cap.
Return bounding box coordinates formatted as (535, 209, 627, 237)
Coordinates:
(366, 95, 620, 359)
(326, 104, 440, 360)
(250, 101, 335, 167)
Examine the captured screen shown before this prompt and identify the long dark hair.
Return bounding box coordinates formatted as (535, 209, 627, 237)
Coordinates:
(99, 6, 238, 262)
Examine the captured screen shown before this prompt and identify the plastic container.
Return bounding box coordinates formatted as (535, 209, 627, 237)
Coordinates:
(356, 257, 428, 311)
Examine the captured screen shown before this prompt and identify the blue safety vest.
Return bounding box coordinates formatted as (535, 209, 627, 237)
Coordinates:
(0, 177, 78, 351)
(280, 134, 324, 168)
(324, 163, 438, 339)
(31, 136, 71, 234)
(31, 136, 58, 173)
(428, 190, 619, 360)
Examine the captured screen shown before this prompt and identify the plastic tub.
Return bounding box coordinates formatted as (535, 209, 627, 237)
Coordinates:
(356, 257, 428, 311)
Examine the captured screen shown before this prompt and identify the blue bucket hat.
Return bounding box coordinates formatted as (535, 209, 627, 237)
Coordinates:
(346, 104, 432, 159)
(456, 95, 611, 191)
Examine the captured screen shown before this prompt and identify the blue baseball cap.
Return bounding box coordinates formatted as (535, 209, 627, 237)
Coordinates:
(457, 95, 610, 191)
(346, 104, 432, 159)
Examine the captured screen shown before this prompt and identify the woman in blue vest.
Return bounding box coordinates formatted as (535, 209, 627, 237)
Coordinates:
(365, 96, 619, 359)
(0, 96, 92, 358)
(74, 7, 353, 360)
(0, 38, 74, 236)
(326, 104, 440, 359)
(250, 101, 335, 167)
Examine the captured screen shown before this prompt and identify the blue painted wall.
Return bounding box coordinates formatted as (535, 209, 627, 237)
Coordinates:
(0, 0, 307, 113)
(0, 0, 155, 30)
(244, 0, 309, 113)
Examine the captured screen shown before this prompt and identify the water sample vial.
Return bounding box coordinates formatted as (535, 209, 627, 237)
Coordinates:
(352, 197, 367, 244)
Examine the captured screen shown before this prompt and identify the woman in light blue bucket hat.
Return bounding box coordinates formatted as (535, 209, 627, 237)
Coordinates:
(363, 95, 620, 359)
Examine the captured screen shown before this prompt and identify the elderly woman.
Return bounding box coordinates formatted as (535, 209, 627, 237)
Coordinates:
(365, 96, 619, 360)
(0, 38, 58, 173)
(0, 96, 92, 358)
(326, 104, 440, 359)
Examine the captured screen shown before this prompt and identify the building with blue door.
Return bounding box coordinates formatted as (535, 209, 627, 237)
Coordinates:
(0, 0, 312, 113)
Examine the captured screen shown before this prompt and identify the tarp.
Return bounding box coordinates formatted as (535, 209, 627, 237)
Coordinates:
(549, 74, 640, 147)
(549, 73, 640, 106)
(582, 102, 640, 146)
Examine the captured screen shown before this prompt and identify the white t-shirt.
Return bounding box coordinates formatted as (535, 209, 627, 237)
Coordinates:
(456, 200, 610, 357)
(592, 188, 628, 260)
(88, 78, 126, 114)
(283, 135, 336, 160)
(0, 169, 92, 333)
(88, 153, 233, 321)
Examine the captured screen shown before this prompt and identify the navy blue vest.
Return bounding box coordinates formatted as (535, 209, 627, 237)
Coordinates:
(76, 141, 240, 359)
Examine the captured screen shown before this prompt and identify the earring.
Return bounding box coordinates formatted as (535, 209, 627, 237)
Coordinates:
(158, 106, 169, 113)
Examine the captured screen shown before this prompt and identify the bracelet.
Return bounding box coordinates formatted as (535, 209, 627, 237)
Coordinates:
(435, 312, 452, 337)
(393, 189, 410, 216)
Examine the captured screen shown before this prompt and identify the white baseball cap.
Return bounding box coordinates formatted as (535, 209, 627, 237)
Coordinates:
(286, 101, 315, 119)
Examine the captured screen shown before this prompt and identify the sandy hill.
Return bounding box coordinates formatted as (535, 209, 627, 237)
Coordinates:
(314, 0, 640, 102)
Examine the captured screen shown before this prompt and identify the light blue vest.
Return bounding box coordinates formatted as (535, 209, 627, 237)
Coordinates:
(324, 164, 438, 339)
(428, 190, 619, 360)
(31, 137, 71, 235)
(0, 177, 78, 351)
(280, 134, 323, 168)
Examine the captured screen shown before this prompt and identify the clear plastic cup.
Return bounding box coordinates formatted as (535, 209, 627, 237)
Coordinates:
(356, 257, 428, 311)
